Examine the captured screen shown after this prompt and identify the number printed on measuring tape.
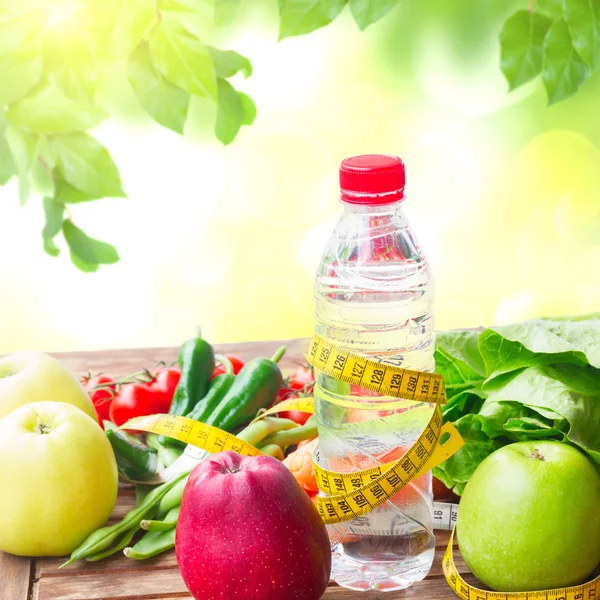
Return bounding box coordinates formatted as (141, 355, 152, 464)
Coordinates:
(312, 405, 463, 525)
(443, 528, 600, 600)
(120, 413, 263, 458)
(308, 334, 447, 404)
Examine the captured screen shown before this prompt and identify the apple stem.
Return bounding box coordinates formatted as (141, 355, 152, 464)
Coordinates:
(36, 419, 51, 435)
(531, 448, 545, 461)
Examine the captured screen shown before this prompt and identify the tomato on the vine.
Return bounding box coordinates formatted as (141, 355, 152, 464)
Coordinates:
(109, 366, 180, 427)
(109, 383, 158, 427)
(152, 367, 181, 413)
(82, 375, 115, 429)
(277, 410, 311, 426)
(288, 365, 314, 389)
(212, 354, 245, 378)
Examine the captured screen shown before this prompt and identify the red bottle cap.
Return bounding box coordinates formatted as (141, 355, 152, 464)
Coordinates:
(339, 155, 406, 204)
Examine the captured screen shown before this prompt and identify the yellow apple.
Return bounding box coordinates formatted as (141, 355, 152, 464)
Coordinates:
(0, 351, 97, 422)
(0, 401, 118, 556)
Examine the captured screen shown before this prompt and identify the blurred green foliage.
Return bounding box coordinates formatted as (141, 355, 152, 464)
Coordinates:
(0, 0, 597, 271)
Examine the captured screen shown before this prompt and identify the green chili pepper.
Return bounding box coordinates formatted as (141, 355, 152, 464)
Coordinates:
(105, 428, 158, 482)
(186, 373, 235, 422)
(168, 337, 215, 417)
(204, 347, 285, 432)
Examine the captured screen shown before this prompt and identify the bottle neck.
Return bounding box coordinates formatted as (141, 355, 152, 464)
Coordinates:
(340, 197, 405, 216)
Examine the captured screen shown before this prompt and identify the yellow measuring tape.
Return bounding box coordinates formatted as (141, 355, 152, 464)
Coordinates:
(443, 528, 600, 600)
(309, 334, 447, 404)
(122, 413, 264, 458)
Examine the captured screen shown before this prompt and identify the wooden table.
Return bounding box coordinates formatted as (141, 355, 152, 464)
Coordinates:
(0, 339, 478, 600)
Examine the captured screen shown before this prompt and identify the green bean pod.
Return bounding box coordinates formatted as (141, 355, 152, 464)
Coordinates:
(124, 527, 176, 560)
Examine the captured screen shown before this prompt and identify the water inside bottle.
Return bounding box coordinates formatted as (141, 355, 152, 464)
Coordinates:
(314, 240, 436, 591)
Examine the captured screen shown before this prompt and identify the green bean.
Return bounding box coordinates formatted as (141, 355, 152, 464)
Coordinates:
(85, 525, 140, 562)
(141, 505, 180, 531)
(124, 526, 176, 560)
(236, 417, 298, 447)
(62, 470, 189, 567)
(260, 420, 318, 448)
(156, 476, 188, 519)
(257, 444, 285, 461)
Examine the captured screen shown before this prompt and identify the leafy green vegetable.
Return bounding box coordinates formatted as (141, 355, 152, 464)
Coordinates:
(435, 315, 600, 494)
(480, 316, 600, 380)
(433, 414, 505, 496)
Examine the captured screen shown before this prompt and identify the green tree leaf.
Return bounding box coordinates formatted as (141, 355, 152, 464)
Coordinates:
(54, 174, 100, 204)
(5, 82, 107, 134)
(0, 13, 42, 105)
(563, 0, 600, 69)
(215, 0, 242, 26)
(537, 0, 564, 18)
(278, 0, 347, 40)
(4, 125, 37, 205)
(149, 19, 217, 99)
(83, 0, 156, 61)
(500, 10, 554, 91)
(239, 91, 257, 125)
(52, 133, 126, 198)
(542, 17, 590, 104)
(0, 49, 42, 106)
(215, 79, 246, 145)
(42, 196, 64, 257)
(42, 29, 97, 102)
(62, 219, 120, 271)
(0, 126, 16, 185)
(208, 46, 252, 78)
(129, 42, 190, 134)
(349, 0, 401, 31)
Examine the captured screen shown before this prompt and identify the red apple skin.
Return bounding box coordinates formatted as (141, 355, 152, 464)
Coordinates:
(176, 451, 331, 600)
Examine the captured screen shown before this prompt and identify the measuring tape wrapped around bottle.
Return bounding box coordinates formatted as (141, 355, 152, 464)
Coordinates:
(122, 334, 463, 528)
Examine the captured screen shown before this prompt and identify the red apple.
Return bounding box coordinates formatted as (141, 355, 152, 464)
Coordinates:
(176, 451, 331, 600)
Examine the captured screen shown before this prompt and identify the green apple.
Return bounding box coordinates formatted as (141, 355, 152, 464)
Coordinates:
(457, 441, 600, 591)
(0, 351, 97, 422)
(0, 401, 118, 556)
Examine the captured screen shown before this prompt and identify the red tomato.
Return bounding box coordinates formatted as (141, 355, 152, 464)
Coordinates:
(109, 384, 159, 427)
(83, 375, 115, 429)
(278, 410, 311, 426)
(212, 354, 245, 378)
(288, 365, 314, 389)
(152, 367, 181, 413)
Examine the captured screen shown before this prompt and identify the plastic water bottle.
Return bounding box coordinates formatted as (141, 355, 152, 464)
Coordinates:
(313, 155, 436, 592)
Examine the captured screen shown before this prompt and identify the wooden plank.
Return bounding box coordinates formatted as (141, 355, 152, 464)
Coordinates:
(50, 339, 310, 378)
(35, 539, 467, 599)
(0, 551, 33, 600)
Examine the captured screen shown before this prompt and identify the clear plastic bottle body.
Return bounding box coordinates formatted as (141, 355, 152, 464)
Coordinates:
(314, 200, 436, 592)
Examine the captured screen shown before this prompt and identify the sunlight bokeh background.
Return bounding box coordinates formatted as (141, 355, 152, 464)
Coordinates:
(1, 0, 599, 353)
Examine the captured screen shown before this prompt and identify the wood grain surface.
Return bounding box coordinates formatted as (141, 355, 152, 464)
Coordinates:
(0, 339, 469, 600)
